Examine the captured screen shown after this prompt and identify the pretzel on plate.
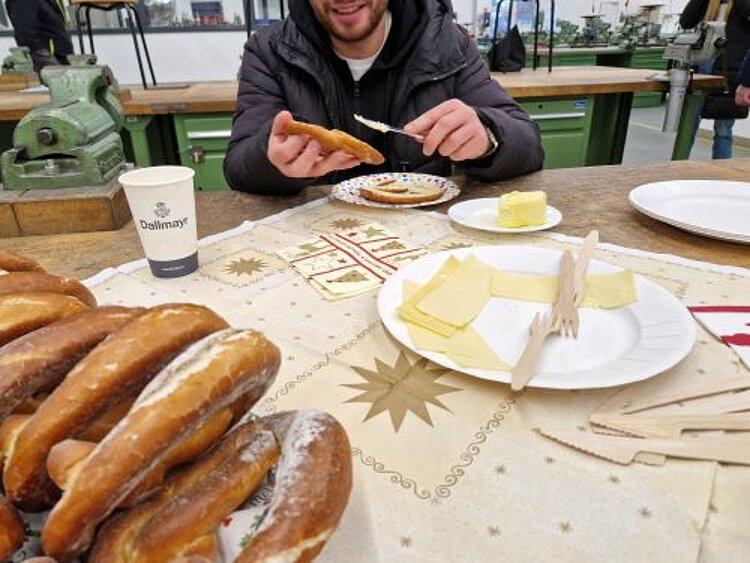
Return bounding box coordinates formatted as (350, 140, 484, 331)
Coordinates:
(3, 303, 228, 511)
(0, 272, 97, 307)
(285, 119, 385, 165)
(0, 292, 90, 347)
(0, 249, 44, 273)
(42, 328, 281, 561)
(0, 306, 145, 419)
(89, 410, 352, 563)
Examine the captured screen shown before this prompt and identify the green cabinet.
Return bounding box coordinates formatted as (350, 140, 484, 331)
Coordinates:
(173, 113, 233, 191)
(520, 98, 593, 169)
(630, 47, 667, 108)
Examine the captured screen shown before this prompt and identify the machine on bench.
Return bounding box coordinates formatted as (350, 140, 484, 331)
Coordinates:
(1, 64, 127, 190)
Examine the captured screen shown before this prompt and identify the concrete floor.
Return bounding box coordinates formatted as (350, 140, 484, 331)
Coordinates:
(623, 104, 750, 164)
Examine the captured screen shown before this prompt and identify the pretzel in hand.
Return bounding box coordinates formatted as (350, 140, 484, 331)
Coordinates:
(285, 119, 385, 166)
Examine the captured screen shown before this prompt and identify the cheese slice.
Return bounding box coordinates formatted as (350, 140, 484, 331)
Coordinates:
(397, 257, 462, 337)
(403, 282, 513, 371)
(415, 256, 493, 328)
(490, 269, 637, 309)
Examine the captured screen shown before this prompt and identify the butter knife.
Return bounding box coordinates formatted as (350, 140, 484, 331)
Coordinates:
(354, 114, 425, 142)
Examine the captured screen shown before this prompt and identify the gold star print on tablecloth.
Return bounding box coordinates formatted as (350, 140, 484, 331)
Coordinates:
(223, 257, 267, 277)
(330, 217, 364, 230)
(343, 352, 462, 432)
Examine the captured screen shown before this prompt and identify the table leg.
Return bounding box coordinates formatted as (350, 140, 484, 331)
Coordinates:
(671, 93, 705, 161)
(586, 92, 633, 166)
(122, 116, 153, 167)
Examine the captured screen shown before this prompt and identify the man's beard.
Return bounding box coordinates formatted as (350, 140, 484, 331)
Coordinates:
(315, 2, 388, 43)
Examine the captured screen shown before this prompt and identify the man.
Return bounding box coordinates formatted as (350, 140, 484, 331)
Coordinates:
(736, 52, 750, 107)
(680, 0, 750, 159)
(224, 0, 544, 195)
(6, 0, 73, 73)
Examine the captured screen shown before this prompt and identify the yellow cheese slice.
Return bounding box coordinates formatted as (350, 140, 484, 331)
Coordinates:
(490, 269, 637, 309)
(415, 255, 493, 328)
(396, 257, 461, 337)
(403, 282, 512, 371)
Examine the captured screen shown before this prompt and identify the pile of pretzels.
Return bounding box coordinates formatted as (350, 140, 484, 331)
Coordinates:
(0, 250, 352, 563)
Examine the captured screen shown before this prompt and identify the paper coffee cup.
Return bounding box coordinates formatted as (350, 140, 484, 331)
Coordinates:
(119, 166, 199, 278)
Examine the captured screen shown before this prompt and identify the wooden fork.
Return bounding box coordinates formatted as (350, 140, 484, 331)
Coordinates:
(511, 312, 561, 391)
(551, 250, 577, 337)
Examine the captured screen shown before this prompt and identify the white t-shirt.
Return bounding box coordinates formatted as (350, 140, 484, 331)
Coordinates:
(335, 11, 392, 82)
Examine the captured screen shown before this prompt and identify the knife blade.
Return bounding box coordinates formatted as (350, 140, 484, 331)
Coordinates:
(354, 114, 425, 142)
(573, 230, 599, 309)
(538, 427, 750, 465)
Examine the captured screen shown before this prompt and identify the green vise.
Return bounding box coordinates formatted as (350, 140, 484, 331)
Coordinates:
(1, 47, 34, 75)
(1, 65, 126, 190)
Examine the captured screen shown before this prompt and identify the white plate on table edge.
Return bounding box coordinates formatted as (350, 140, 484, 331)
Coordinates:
(629, 180, 750, 244)
(378, 246, 696, 390)
(331, 172, 460, 209)
(448, 197, 562, 233)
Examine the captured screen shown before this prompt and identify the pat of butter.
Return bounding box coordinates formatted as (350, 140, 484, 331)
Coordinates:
(497, 191, 547, 228)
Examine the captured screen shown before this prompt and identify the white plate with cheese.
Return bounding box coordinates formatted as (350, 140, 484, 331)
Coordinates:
(448, 197, 562, 233)
(377, 246, 695, 390)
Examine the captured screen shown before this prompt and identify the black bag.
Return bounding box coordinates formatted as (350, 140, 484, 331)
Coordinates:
(701, 92, 749, 120)
(700, 43, 749, 120)
(487, 1, 526, 73)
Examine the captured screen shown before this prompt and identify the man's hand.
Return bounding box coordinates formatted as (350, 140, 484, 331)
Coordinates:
(267, 111, 361, 178)
(404, 99, 494, 161)
(736, 85, 750, 107)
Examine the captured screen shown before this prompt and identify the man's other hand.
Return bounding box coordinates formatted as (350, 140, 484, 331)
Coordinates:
(736, 85, 750, 107)
(267, 111, 361, 178)
(404, 99, 494, 161)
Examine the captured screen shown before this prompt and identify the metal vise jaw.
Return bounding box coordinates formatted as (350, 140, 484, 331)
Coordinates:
(1, 65, 126, 190)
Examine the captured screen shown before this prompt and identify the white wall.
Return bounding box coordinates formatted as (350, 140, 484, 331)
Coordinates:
(0, 31, 247, 85)
(0, 1, 696, 85)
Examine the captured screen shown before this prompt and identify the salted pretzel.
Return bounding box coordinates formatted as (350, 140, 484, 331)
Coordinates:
(47, 390, 259, 508)
(89, 410, 352, 563)
(43, 328, 281, 561)
(0, 495, 24, 561)
(0, 306, 145, 419)
(0, 249, 44, 273)
(285, 119, 385, 165)
(0, 272, 97, 307)
(3, 303, 228, 510)
(0, 292, 90, 347)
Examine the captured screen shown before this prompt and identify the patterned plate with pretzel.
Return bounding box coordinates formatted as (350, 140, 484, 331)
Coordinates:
(332, 173, 461, 208)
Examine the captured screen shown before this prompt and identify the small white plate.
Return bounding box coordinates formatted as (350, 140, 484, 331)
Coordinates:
(447, 198, 562, 233)
(629, 180, 750, 244)
(378, 246, 696, 390)
(332, 172, 460, 209)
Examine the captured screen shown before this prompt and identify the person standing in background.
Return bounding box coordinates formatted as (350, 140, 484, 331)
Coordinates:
(736, 51, 750, 106)
(680, 0, 750, 159)
(5, 0, 73, 72)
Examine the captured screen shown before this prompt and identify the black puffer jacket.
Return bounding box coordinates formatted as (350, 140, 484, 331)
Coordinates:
(680, 0, 750, 86)
(224, 0, 544, 195)
(6, 0, 73, 62)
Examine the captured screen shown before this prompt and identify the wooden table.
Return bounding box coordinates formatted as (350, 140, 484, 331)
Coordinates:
(2, 159, 747, 280)
(0, 67, 722, 119)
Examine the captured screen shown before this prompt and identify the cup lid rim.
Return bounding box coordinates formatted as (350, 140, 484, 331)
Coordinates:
(119, 166, 195, 187)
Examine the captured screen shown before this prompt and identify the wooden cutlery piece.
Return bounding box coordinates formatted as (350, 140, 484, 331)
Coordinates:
(573, 230, 599, 309)
(591, 412, 750, 438)
(538, 428, 750, 466)
(511, 250, 575, 391)
(511, 312, 560, 391)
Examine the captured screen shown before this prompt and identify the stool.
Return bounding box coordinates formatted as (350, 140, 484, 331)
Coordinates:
(71, 0, 157, 89)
